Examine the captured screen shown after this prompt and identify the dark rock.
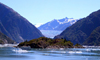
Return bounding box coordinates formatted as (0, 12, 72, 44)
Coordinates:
(19, 46, 31, 50)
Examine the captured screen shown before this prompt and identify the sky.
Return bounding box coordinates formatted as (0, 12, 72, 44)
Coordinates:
(0, 0, 100, 25)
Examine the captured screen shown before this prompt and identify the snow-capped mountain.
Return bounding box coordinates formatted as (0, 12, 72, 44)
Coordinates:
(38, 17, 79, 31)
(35, 23, 43, 27)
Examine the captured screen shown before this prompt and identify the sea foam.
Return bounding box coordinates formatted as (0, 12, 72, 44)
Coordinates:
(12, 48, 29, 53)
(68, 51, 82, 54)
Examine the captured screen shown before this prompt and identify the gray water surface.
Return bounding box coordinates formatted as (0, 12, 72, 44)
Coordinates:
(0, 47, 100, 60)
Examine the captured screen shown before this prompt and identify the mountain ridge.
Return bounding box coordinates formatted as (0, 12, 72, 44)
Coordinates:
(54, 9, 100, 45)
(0, 2, 44, 43)
(38, 17, 79, 31)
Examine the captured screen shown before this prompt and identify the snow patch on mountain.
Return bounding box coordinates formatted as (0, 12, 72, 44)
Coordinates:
(57, 18, 78, 25)
(38, 17, 79, 31)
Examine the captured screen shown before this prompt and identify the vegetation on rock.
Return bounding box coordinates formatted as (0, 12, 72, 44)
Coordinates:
(74, 43, 83, 48)
(18, 37, 75, 48)
(0, 40, 4, 44)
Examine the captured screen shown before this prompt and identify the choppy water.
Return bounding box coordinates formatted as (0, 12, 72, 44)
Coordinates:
(0, 46, 100, 60)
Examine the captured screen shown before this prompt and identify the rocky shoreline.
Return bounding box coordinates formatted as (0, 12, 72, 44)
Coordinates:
(46, 45, 84, 49)
(17, 45, 84, 50)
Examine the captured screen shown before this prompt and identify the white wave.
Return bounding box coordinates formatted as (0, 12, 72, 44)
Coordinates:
(0, 44, 18, 47)
(68, 51, 75, 53)
(60, 51, 66, 53)
(44, 53, 50, 56)
(92, 49, 100, 51)
(76, 51, 82, 53)
(68, 51, 82, 54)
(12, 48, 29, 53)
(60, 48, 64, 50)
(86, 49, 91, 51)
(83, 46, 100, 48)
(85, 48, 100, 51)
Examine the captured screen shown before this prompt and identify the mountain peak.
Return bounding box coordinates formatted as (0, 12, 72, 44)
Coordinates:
(54, 9, 100, 45)
(38, 17, 79, 31)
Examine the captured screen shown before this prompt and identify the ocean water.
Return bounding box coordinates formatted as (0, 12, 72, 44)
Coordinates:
(40, 30, 62, 38)
(0, 45, 100, 60)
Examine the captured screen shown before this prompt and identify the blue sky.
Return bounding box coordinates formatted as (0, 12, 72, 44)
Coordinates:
(0, 0, 100, 25)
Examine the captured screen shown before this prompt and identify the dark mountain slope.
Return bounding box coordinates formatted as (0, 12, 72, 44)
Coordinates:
(55, 9, 100, 45)
(84, 26, 100, 46)
(0, 32, 15, 44)
(0, 3, 44, 43)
